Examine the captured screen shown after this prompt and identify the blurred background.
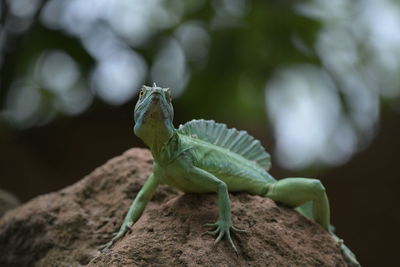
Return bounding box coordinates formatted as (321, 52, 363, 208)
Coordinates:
(0, 0, 399, 265)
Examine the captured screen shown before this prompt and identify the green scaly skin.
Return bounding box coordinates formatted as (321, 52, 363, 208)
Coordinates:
(101, 84, 360, 266)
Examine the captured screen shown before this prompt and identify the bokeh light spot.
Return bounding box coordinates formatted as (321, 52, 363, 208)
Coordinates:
(91, 49, 147, 105)
(38, 50, 80, 93)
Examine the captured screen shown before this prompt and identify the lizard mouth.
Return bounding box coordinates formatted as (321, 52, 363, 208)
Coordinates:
(150, 91, 163, 95)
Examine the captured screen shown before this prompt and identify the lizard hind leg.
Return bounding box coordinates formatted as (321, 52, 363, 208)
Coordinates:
(265, 178, 330, 231)
(264, 178, 360, 266)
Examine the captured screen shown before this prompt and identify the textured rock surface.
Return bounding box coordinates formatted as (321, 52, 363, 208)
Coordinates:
(0, 148, 346, 266)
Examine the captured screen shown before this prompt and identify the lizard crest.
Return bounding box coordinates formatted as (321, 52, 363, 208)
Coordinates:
(178, 119, 271, 171)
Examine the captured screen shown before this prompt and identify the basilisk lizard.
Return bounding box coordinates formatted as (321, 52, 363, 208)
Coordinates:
(101, 84, 360, 266)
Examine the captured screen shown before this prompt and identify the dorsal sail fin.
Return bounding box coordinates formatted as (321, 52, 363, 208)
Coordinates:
(177, 119, 271, 170)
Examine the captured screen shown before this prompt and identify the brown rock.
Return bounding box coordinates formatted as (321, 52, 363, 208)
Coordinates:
(0, 148, 346, 266)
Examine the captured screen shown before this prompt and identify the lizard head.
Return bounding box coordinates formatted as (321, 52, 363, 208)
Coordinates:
(133, 83, 175, 148)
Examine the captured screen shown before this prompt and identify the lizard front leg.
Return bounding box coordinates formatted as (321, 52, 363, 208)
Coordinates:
(101, 173, 160, 251)
(187, 167, 244, 253)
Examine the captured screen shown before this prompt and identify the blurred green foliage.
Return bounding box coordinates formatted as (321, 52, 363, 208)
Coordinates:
(1, 0, 400, 169)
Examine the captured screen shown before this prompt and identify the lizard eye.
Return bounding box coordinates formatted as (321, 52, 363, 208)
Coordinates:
(164, 89, 172, 102)
(139, 90, 144, 98)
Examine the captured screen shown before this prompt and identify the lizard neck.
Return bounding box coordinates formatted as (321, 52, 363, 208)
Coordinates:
(135, 120, 176, 158)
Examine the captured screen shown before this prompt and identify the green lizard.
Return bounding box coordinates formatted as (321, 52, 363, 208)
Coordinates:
(101, 84, 360, 266)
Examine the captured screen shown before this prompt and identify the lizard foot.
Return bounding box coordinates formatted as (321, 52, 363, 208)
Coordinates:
(99, 224, 132, 252)
(202, 220, 245, 254)
(330, 233, 361, 267)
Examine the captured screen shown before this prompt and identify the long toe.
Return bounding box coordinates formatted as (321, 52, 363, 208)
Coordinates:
(202, 228, 220, 236)
(341, 244, 361, 267)
(226, 231, 238, 254)
(231, 225, 246, 233)
(214, 231, 224, 244)
(99, 241, 113, 252)
(203, 223, 218, 228)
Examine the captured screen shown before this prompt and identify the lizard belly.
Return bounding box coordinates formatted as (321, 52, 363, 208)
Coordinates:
(197, 155, 273, 195)
(159, 165, 270, 195)
(210, 171, 270, 195)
